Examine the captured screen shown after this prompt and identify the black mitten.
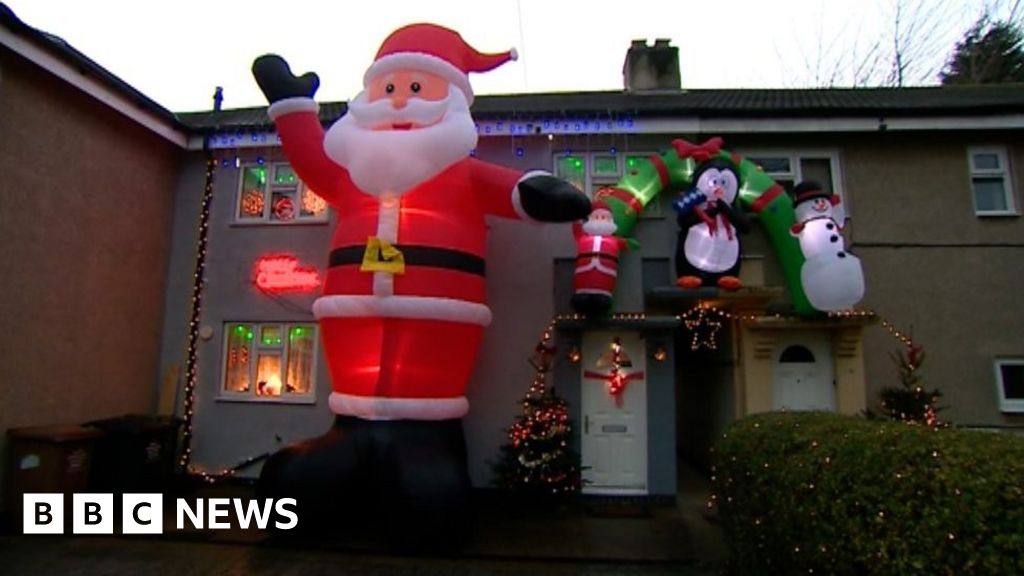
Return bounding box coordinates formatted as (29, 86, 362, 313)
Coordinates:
(252, 54, 320, 104)
(518, 175, 592, 222)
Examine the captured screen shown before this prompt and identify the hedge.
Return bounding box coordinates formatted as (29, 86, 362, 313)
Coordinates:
(711, 412, 1024, 575)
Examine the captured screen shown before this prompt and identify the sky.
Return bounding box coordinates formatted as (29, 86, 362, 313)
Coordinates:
(6, 0, 1020, 113)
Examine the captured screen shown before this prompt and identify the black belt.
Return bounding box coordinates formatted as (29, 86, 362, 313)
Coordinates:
(330, 244, 486, 277)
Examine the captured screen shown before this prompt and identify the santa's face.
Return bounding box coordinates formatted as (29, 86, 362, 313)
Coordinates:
(323, 69, 478, 197)
(795, 197, 835, 223)
(582, 208, 617, 236)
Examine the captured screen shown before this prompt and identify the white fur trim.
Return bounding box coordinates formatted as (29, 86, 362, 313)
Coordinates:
(373, 197, 401, 296)
(509, 47, 518, 61)
(512, 170, 550, 224)
(576, 288, 613, 297)
(575, 259, 618, 277)
(330, 392, 469, 420)
(364, 53, 474, 104)
(313, 295, 492, 326)
(267, 97, 318, 120)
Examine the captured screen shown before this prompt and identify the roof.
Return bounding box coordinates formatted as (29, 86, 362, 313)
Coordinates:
(0, 3, 187, 136)
(178, 84, 1024, 133)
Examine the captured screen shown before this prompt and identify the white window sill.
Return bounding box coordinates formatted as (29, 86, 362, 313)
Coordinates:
(215, 395, 316, 405)
(975, 211, 1020, 218)
(229, 220, 329, 227)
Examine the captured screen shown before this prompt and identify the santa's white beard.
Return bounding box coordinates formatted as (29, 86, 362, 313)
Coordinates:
(323, 87, 478, 197)
(582, 219, 617, 236)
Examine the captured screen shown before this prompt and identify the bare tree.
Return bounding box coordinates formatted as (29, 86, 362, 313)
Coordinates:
(786, 0, 1021, 87)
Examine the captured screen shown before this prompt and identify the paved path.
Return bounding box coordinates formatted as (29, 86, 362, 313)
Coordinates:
(0, 536, 721, 575)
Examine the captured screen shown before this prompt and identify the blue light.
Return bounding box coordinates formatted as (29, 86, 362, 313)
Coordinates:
(470, 149, 477, 157)
(256, 156, 265, 165)
(610, 147, 618, 155)
(515, 147, 524, 157)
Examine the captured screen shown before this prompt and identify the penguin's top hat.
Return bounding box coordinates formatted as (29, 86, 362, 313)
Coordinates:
(792, 181, 830, 205)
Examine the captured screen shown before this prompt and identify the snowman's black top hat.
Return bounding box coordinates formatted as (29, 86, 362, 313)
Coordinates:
(792, 181, 830, 205)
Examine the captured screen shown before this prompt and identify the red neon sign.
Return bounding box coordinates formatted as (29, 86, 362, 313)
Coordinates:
(254, 254, 321, 294)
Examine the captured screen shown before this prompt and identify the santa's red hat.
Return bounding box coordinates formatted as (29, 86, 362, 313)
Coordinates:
(364, 23, 517, 105)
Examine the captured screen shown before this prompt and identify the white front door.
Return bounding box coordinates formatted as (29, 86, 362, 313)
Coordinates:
(580, 331, 648, 495)
(773, 332, 836, 411)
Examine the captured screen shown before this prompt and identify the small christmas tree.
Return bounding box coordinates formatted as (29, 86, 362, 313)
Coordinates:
(492, 335, 582, 496)
(878, 344, 945, 427)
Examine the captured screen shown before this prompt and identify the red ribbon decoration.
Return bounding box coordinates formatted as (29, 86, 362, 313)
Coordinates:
(671, 137, 724, 162)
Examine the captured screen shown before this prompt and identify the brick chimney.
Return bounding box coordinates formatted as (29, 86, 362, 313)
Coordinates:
(623, 38, 681, 92)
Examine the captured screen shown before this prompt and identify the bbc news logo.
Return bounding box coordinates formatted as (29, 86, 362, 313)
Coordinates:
(23, 494, 298, 534)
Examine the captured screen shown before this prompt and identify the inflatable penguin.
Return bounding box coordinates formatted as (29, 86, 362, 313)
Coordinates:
(790, 181, 864, 311)
(673, 160, 750, 291)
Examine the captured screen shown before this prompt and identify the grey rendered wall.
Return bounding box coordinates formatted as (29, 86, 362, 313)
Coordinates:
(161, 150, 335, 476)
(463, 135, 579, 487)
(841, 132, 1024, 427)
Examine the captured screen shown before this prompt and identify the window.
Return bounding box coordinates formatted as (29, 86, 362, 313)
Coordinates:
(553, 152, 662, 217)
(968, 147, 1017, 215)
(221, 323, 317, 402)
(996, 359, 1024, 413)
(744, 151, 846, 218)
(235, 163, 329, 224)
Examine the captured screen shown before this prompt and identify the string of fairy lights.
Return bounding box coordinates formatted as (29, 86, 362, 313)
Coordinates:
(546, 307, 915, 354)
(177, 156, 215, 473)
(177, 156, 272, 484)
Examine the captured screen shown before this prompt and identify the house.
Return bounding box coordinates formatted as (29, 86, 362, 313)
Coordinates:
(0, 5, 186, 500)
(2, 5, 1022, 504)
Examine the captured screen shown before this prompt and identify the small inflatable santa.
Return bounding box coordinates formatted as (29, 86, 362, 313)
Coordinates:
(251, 23, 590, 547)
(571, 201, 628, 315)
(790, 181, 864, 311)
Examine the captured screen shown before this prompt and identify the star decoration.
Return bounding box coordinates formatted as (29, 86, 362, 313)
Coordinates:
(684, 307, 723, 351)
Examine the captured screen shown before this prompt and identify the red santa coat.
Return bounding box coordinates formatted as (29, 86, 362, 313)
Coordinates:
(270, 99, 539, 420)
(572, 223, 628, 298)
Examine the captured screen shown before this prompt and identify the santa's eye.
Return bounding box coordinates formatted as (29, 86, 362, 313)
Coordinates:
(385, 83, 395, 94)
(410, 82, 422, 93)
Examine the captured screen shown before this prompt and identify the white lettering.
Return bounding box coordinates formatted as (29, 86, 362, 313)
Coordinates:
(176, 499, 203, 530)
(207, 498, 231, 529)
(232, 499, 273, 530)
(274, 498, 298, 530)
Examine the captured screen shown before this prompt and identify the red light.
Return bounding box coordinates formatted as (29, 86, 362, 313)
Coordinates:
(254, 254, 321, 293)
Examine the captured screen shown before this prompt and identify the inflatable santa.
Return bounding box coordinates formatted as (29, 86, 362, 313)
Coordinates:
(790, 181, 864, 311)
(571, 201, 628, 316)
(251, 23, 590, 547)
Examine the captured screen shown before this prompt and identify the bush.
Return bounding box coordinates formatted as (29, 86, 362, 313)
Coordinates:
(712, 412, 1024, 575)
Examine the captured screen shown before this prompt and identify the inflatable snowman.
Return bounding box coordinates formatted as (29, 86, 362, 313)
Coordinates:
(790, 181, 864, 311)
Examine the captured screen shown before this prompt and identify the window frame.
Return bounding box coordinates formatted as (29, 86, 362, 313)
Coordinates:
(218, 322, 318, 404)
(232, 162, 330, 226)
(968, 146, 1018, 216)
(740, 149, 847, 219)
(995, 358, 1024, 413)
(553, 151, 663, 218)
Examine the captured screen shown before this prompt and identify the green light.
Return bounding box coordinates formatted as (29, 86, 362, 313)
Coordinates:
(246, 331, 253, 340)
(235, 326, 244, 333)
(573, 159, 582, 168)
(628, 158, 637, 167)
